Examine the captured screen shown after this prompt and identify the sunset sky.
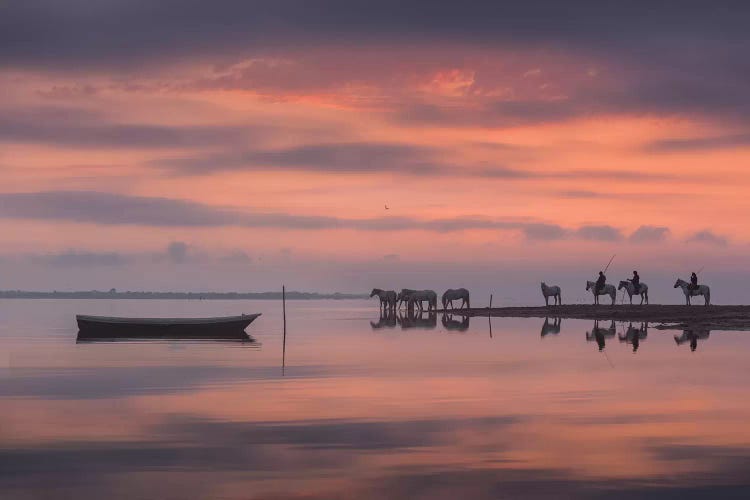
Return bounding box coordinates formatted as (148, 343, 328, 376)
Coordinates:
(1, 1, 749, 300)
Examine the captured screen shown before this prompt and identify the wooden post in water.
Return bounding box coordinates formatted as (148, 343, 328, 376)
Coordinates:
(488, 294, 493, 338)
(282, 285, 287, 376)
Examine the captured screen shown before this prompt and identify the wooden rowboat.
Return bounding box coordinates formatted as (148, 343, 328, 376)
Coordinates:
(76, 313, 261, 341)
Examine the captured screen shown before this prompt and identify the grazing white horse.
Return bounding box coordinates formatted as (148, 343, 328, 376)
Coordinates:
(370, 288, 397, 311)
(397, 289, 417, 310)
(442, 288, 470, 309)
(540, 282, 561, 306)
(674, 279, 711, 306)
(408, 290, 437, 312)
(585, 280, 616, 305)
(617, 280, 649, 305)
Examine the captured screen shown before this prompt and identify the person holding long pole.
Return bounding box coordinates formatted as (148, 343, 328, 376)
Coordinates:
(595, 254, 615, 296)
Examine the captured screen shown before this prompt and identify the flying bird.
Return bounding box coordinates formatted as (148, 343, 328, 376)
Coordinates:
(385, 204, 390, 210)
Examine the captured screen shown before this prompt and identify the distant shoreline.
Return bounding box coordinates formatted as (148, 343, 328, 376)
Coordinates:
(0, 290, 368, 300)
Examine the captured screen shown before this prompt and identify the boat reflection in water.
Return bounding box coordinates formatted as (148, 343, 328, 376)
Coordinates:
(75, 314, 260, 343)
(618, 322, 648, 352)
(441, 313, 470, 332)
(585, 319, 616, 351)
(540, 317, 562, 337)
(674, 326, 711, 351)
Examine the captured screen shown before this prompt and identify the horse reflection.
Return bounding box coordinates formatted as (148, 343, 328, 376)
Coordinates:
(441, 313, 470, 332)
(398, 309, 437, 330)
(618, 322, 648, 352)
(370, 308, 398, 330)
(586, 319, 616, 351)
(540, 317, 562, 337)
(674, 327, 711, 352)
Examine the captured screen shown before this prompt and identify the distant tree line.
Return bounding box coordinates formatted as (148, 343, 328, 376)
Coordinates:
(0, 290, 368, 300)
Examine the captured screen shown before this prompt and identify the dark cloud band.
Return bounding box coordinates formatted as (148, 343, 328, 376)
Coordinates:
(0, 190, 638, 242)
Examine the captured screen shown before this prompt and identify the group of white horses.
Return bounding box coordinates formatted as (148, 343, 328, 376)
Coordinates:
(370, 288, 470, 312)
(541, 277, 711, 306)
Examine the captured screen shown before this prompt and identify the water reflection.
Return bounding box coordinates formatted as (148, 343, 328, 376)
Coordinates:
(370, 309, 398, 330)
(441, 313, 470, 332)
(618, 322, 648, 352)
(397, 310, 437, 330)
(674, 326, 711, 351)
(4, 299, 750, 499)
(585, 319, 616, 351)
(76, 331, 257, 344)
(540, 317, 562, 337)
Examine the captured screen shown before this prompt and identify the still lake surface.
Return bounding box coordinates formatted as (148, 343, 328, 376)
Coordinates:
(2, 299, 750, 499)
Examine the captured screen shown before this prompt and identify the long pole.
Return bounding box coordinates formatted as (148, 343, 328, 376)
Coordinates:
(603, 254, 616, 273)
(282, 285, 287, 376)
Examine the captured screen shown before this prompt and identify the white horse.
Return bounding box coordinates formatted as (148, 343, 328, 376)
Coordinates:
(585, 280, 616, 305)
(408, 290, 437, 312)
(540, 282, 561, 306)
(442, 288, 470, 309)
(370, 288, 397, 311)
(674, 279, 711, 306)
(397, 289, 417, 310)
(617, 280, 649, 305)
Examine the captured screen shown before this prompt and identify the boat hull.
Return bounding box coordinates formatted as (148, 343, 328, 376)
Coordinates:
(76, 314, 261, 341)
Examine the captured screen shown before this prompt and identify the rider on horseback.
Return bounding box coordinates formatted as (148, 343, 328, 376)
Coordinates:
(688, 272, 698, 292)
(628, 271, 640, 294)
(595, 271, 606, 295)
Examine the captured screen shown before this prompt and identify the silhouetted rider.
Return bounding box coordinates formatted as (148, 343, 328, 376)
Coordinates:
(689, 272, 698, 292)
(629, 271, 640, 293)
(595, 271, 606, 294)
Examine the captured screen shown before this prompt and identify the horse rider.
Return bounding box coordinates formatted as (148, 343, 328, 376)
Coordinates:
(628, 270, 640, 294)
(688, 272, 698, 292)
(595, 271, 606, 295)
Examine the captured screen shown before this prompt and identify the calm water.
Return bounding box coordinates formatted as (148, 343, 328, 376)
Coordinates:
(2, 299, 750, 499)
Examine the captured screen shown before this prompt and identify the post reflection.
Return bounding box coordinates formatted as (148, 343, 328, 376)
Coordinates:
(674, 326, 711, 351)
(618, 322, 648, 352)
